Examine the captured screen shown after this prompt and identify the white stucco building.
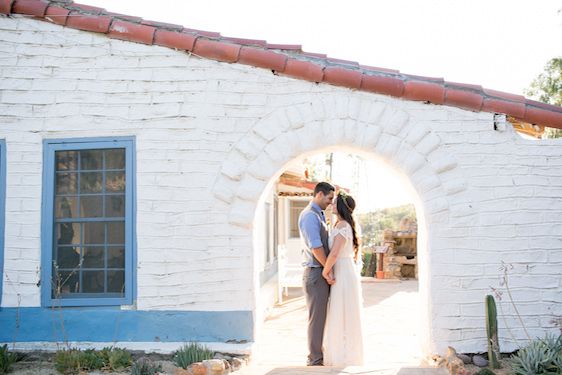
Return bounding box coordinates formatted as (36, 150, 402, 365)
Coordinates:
(0, 0, 561, 357)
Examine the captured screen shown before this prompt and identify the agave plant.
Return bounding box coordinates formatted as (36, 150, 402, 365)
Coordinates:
(509, 333, 562, 375)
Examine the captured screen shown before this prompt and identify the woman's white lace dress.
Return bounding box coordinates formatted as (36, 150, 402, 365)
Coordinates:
(323, 221, 365, 366)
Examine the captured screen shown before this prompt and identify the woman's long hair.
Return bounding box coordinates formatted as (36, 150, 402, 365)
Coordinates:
(335, 191, 359, 260)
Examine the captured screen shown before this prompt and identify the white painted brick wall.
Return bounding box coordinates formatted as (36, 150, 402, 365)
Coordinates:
(0, 16, 561, 354)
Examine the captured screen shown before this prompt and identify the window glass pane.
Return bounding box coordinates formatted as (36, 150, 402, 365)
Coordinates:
(56, 223, 80, 245)
(80, 150, 103, 170)
(56, 246, 80, 269)
(82, 246, 104, 268)
(80, 195, 103, 218)
(107, 247, 125, 268)
(56, 173, 78, 194)
(105, 195, 125, 217)
(55, 196, 78, 219)
(289, 201, 308, 238)
(105, 149, 125, 170)
(50, 144, 130, 303)
(80, 172, 102, 193)
(83, 222, 105, 244)
(54, 270, 79, 296)
(107, 270, 124, 294)
(107, 222, 125, 244)
(106, 171, 125, 192)
(55, 151, 78, 171)
(82, 271, 105, 293)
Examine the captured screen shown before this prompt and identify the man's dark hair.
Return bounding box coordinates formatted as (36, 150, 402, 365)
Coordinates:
(314, 182, 335, 196)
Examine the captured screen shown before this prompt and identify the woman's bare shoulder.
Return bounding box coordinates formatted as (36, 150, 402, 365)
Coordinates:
(335, 220, 350, 229)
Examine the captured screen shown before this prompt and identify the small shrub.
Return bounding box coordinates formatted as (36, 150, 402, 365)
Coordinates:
(173, 342, 215, 369)
(0, 345, 18, 374)
(99, 347, 132, 370)
(79, 349, 104, 370)
(131, 358, 162, 375)
(54, 349, 82, 374)
(509, 334, 562, 375)
(55, 347, 132, 374)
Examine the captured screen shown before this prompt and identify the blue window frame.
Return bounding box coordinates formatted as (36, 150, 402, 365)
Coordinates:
(41, 137, 135, 307)
(0, 140, 6, 307)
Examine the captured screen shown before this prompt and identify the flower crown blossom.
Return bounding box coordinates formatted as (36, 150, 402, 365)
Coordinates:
(337, 190, 353, 213)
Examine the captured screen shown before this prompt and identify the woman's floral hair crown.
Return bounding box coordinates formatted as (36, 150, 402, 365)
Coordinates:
(337, 190, 353, 213)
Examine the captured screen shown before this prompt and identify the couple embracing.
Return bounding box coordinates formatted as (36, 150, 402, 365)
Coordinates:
(299, 182, 365, 367)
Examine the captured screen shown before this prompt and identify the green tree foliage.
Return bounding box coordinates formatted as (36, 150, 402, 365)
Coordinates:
(525, 57, 562, 139)
(358, 204, 416, 248)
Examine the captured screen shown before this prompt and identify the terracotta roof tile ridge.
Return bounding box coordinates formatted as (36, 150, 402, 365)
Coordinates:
(1, 0, 561, 129)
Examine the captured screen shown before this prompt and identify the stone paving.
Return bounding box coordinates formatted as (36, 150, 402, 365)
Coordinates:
(240, 279, 446, 375)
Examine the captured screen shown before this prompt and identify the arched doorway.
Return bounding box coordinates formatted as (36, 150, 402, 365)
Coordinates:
(252, 149, 423, 368)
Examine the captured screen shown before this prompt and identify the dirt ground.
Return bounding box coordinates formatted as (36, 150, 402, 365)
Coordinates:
(464, 358, 514, 375)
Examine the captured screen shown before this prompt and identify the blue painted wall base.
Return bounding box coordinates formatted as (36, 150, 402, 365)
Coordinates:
(0, 308, 253, 343)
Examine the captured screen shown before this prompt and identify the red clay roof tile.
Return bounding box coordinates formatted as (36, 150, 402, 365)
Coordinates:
(483, 88, 526, 103)
(404, 80, 445, 104)
(525, 98, 562, 112)
(482, 98, 526, 119)
(5, 0, 562, 129)
(444, 88, 483, 111)
(154, 29, 196, 51)
(404, 73, 444, 83)
(266, 43, 302, 51)
(44, 5, 69, 25)
(524, 106, 562, 128)
(360, 74, 405, 97)
(0, 0, 14, 14)
(222, 37, 267, 47)
(13, 0, 48, 16)
(193, 38, 241, 63)
(141, 20, 184, 31)
(238, 47, 287, 72)
(323, 67, 362, 89)
(66, 12, 112, 33)
(109, 19, 156, 44)
(446, 81, 483, 92)
(182, 28, 221, 38)
(282, 59, 324, 82)
(70, 2, 104, 14)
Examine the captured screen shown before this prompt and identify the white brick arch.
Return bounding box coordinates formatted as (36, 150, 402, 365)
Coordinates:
(212, 96, 467, 229)
(211, 95, 470, 353)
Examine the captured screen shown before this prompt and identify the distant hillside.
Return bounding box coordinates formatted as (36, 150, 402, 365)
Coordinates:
(358, 204, 417, 248)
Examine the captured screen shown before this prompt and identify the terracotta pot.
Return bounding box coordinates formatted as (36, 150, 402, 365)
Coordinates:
(376, 271, 385, 279)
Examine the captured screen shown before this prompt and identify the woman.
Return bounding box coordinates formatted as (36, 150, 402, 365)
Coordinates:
(322, 190, 365, 366)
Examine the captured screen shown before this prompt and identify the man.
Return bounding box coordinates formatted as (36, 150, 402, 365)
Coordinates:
(298, 181, 335, 366)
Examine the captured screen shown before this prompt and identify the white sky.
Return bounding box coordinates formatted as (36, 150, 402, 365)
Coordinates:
(84, 0, 562, 95)
(298, 153, 415, 212)
(82, 0, 560, 212)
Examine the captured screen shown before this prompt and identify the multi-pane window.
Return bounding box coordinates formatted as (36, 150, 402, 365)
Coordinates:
(42, 138, 134, 306)
(289, 200, 308, 238)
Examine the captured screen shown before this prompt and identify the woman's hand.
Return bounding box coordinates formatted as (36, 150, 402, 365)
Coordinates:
(322, 269, 335, 285)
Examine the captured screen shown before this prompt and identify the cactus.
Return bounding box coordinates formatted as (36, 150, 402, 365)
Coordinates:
(485, 294, 500, 369)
